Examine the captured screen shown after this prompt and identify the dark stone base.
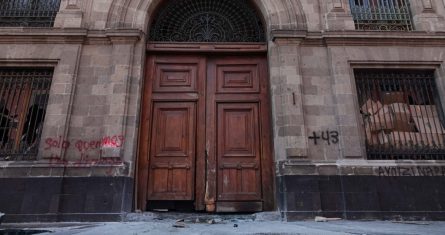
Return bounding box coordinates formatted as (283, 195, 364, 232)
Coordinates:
(277, 175, 445, 221)
(0, 177, 134, 222)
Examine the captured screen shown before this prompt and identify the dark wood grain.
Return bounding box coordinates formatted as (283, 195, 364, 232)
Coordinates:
(138, 51, 274, 212)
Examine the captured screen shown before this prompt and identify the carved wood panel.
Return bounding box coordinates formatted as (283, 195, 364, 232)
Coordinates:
(147, 102, 196, 200)
(216, 103, 262, 201)
(216, 64, 260, 94)
(153, 60, 199, 93)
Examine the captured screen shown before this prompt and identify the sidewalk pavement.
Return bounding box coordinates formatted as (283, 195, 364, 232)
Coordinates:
(1, 213, 445, 235)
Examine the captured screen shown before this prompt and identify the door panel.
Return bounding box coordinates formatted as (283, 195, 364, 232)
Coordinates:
(152, 60, 199, 93)
(216, 64, 260, 93)
(147, 102, 196, 200)
(220, 104, 257, 157)
(217, 103, 262, 201)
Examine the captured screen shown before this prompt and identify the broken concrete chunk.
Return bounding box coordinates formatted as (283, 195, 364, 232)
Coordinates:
(173, 221, 187, 228)
(315, 216, 342, 222)
(153, 209, 168, 212)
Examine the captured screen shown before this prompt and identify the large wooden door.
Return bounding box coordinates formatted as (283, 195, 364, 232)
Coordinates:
(206, 57, 273, 212)
(142, 55, 206, 205)
(139, 54, 273, 212)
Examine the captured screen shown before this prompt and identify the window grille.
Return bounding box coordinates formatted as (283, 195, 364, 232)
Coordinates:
(0, 68, 52, 161)
(149, 0, 265, 42)
(349, 0, 413, 31)
(0, 0, 61, 27)
(355, 70, 445, 160)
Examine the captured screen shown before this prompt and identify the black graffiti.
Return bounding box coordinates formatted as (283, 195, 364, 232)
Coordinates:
(378, 166, 445, 177)
(309, 131, 339, 145)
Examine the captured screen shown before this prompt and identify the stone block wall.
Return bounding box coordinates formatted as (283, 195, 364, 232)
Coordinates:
(1, 0, 445, 221)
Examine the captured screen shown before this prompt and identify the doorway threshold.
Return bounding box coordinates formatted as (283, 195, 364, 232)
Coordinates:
(123, 211, 281, 223)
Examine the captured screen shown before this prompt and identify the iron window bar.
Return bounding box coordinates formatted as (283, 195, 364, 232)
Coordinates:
(349, 0, 413, 31)
(0, 0, 61, 27)
(355, 69, 445, 160)
(0, 68, 52, 161)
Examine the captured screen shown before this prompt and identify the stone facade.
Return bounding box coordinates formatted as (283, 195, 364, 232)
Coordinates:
(1, 0, 445, 222)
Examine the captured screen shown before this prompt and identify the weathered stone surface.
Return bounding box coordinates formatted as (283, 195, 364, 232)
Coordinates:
(1, 0, 445, 222)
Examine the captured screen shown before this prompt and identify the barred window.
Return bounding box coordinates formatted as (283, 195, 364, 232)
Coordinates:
(0, 0, 61, 27)
(355, 70, 445, 160)
(349, 0, 413, 31)
(0, 68, 52, 160)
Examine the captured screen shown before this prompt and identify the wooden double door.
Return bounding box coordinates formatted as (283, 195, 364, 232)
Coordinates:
(139, 54, 273, 212)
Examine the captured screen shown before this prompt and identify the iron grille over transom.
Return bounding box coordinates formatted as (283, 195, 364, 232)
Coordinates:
(349, 0, 413, 31)
(149, 0, 265, 42)
(0, 68, 52, 161)
(355, 70, 445, 160)
(0, 0, 61, 27)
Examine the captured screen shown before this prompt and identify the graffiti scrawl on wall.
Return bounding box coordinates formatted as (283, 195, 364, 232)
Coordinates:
(43, 135, 125, 166)
(44, 135, 125, 152)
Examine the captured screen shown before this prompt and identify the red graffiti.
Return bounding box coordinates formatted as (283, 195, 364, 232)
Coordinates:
(47, 154, 123, 166)
(75, 135, 125, 152)
(45, 136, 70, 150)
(44, 135, 125, 152)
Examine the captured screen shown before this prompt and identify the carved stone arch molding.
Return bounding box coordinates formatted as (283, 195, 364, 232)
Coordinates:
(106, 0, 307, 35)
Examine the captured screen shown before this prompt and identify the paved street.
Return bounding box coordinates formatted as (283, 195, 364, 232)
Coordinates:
(1, 213, 445, 235)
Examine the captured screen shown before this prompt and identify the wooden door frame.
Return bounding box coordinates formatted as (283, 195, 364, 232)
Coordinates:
(136, 42, 275, 212)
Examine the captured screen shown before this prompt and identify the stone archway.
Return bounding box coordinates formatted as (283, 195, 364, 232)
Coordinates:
(106, 0, 307, 33)
(137, 0, 279, 213)
(104, 0, 308, 212)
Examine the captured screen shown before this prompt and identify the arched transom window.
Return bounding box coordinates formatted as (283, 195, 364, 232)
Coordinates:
(149, 0, 265, 42)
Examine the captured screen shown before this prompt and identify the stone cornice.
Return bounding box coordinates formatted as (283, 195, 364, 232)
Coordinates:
(0, 28, 144, 45)
(0, 28, 87, 44)
(0, 28, 444, 47)
(272, 30, 445, 47)
(321, 31, 445, 47)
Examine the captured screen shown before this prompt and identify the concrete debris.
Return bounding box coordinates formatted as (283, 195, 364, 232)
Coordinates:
(2, 220, 445, 235)
(173, 221, 187, 228)
(392, 221, 431, 225)
(124, 212, 158, 222)
(207, 218, 223, 224)
(255, 212, 282, 221)
(315, 216, 342, 222)
(153, 209, 168, 212)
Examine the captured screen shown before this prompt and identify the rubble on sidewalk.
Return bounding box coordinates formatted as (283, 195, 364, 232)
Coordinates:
(1, 218, 445, 235)
(314, 216, 342, 222)
(172, 220, 187, 228)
